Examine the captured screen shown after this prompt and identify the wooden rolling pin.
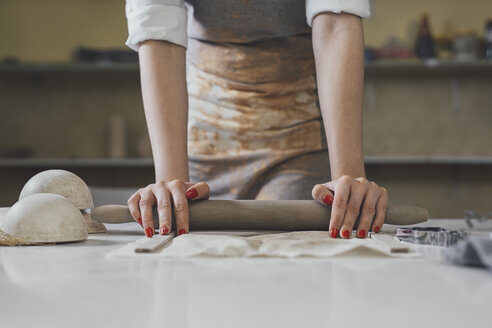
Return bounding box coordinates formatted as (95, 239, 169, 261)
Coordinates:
(88, 200, 428, 231)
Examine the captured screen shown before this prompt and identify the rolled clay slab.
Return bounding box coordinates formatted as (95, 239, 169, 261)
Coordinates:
(90, 200, 428, 231)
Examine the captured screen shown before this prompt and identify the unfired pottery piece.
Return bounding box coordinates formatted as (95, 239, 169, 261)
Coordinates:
(20, 169, 94, 209)
(82, 212, 106, 234)
(2, 193, 88, 244)
(19, 169, 106, 234)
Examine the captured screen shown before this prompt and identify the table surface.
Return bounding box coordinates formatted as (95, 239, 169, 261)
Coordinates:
(0, 219, 491, 328)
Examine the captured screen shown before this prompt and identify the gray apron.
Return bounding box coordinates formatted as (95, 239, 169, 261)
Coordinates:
(185, 0, 330, 199)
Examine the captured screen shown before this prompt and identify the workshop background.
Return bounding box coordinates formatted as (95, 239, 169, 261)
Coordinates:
(0, 0, 491, 217)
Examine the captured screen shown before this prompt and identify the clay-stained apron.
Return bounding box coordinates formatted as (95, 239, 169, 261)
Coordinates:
(186, 36, 326, 157)
(185, 36, 329, 199)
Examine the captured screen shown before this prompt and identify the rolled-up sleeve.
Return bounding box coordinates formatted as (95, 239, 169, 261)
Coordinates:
(125, 0, 187, 51)
(306, 0, 371, 26)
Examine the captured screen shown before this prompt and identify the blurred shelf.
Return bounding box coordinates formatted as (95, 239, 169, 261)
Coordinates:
(364, 156, 492, 165)
(365, 59, 492, 75)
(0, 62, 139, 73)
(1, 156, 492, 168)
(0, 158, 153, 167)
(1, 60, 492, 75)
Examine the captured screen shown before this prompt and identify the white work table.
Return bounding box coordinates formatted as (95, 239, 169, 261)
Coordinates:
(0, 219, 490, 328)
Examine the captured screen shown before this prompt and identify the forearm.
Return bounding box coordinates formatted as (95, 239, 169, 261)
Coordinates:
(312, 13, 365, 179)
(138, 40, 189, 181)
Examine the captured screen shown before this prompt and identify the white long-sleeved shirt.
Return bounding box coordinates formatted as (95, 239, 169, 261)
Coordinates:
(125, 0, 371, 51)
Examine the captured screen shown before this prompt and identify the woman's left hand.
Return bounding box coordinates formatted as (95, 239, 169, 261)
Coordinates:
(312, 176, 388, 239)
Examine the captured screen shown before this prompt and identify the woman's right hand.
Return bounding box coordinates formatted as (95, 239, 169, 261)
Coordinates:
(127, 180, 210, 238)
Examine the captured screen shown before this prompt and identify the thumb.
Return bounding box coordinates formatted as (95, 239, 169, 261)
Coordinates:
(185, 182, 210, 200)
(311, 183, 334, 206)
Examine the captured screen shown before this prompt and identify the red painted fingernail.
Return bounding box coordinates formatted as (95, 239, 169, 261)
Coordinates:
(323, 195, 333, 206)
(186, 188, 198, 199)
(145, 227, 154, 238)
(342, 230, 350, 239)
(160, 225, 169, 235)
(330, 228, 339, 238)
(178, 229, 187, 236)
(358, 230, 366, 238)
(374, 226, 380, 233)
